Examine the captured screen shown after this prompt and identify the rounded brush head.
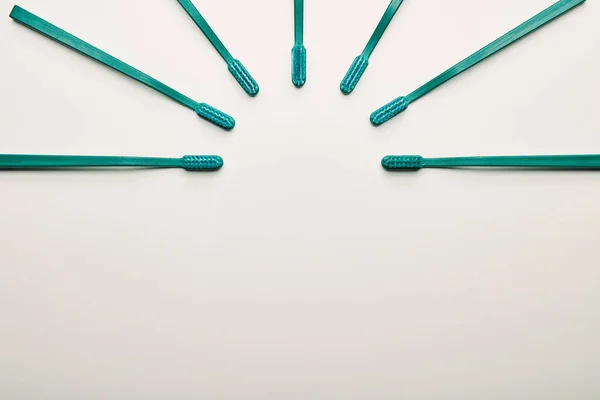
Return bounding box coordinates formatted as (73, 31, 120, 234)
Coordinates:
(370, 96, 409, 126)
(381, 155, 423, 170)
(181, 155, 224, 171)
(195, 103, 235, 130)
(340, 55, 369, 95)
(227, 59, 259, 97)
(291, 44, 306, 87)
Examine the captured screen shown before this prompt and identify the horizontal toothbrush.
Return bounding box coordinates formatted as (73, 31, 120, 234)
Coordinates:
(176, 0, 259, 96)
(0, 154, 223, 171)
(340, 0, 404, 95)
(292, 0, 306, 87)
(9, 5, 235, 130)
(382, 154, 600, 171)
(370, 0, 586, 126)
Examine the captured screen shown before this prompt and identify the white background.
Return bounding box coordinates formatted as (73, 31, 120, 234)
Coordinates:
(1, 0, 599, 398)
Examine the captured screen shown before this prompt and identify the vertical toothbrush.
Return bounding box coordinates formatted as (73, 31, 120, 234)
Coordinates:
(292, 0, 306, 87)
(176, 0, 259, 96)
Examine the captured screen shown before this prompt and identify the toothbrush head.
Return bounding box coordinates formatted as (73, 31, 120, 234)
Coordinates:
(291, 44, 306, 87)
(195, 103, 235, 130)
(227, 59, 259, 96)
(381, 155, 423, 170)
(370, 96, 408, 126)
(340, 55, 369, 95)
(181, 155, 224, 171)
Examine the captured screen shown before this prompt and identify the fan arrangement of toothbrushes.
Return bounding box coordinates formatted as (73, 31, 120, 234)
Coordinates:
(4, 0, 591, 175)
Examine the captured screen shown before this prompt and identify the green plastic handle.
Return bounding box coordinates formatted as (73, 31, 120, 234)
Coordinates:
(340, 0, 404, 95)
(291, 0, 306, 87)
(382, 154, 600, 171)
(371, 0, 586, 126)
(0, 154, 223, 171)
(176, 0, 259, 96)
(9, 5, 235, 130)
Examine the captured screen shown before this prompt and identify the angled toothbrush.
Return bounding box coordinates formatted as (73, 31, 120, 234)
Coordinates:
(0, 154, 223, 171)
(382, 154, 600, 171)
(370, 0, 586, 126)
(9, 5, 235, 130)
(340, 0, 404, 95)
(291, 0, 306, 87)
(176, 0, 259, 96)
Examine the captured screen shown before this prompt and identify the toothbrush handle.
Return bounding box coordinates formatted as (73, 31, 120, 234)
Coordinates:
(407, 0, 586, 103)
(426, 155, 600, 169)
(176, 0, 233, 62)
(294, 0, 304, 44)
(0, 155, 223, 171)
(9, 6, 198, 111)
(363, 0, 404, 58)
(0, 155, 178, 169)
(382, 155, 600, 170)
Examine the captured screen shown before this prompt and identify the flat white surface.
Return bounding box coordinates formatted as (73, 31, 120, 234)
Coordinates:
(1, 0, 599, 398)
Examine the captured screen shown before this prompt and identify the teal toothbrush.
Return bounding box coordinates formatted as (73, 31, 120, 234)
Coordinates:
(382, 154, 600, 171)
(340, 0, 404, 95)
(291, 0, 306, 87)
(0, 154, 223, 171)
(371, 0, 586, 126)
(176, 0, 259, 96)
(9, 5, 235, 130)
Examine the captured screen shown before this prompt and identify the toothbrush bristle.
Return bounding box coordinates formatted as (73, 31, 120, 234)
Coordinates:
(182, 155, 224, 171)
(370, 96, 409, 126)
(381, 155, 423, 170)
(291, 44, 306, 87)
(340, 55, 368, 95)
(195, 103, 235, 130)
(227, 59, 259, 96)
